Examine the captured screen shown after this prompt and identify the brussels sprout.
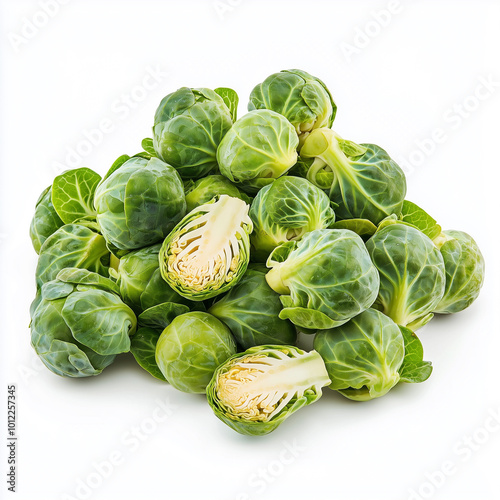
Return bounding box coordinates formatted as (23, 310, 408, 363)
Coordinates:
(35, 223, 110, 288)
(208, 270, 297, 350)
(433, 230, 485, 314)
(206, 345, 330, 436)
(159, 195, 253, 301)
(217, 110, 299, 194)
(248, 69, 336, 146)
(30, 268, 136, 378)
(300, 129, 407, 224)
(51, 167, 101, 224)
(112, 243, 190, 314)
(153, 87, 233, 179)
(94, 156, 186, 250)
(266, 229, 379, 330)
(249, 176, 336, 262)
(366, 224, 445, 330)
(184, 175, 251, 212)
(29, 186, 64, 254)
(314, 309, 432, 401)
(314, 309, 404, 401)
(155, 312, 236, 393)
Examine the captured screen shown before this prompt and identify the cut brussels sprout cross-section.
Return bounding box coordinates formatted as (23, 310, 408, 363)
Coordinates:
(217, 349, 326, 422)
(160, 195, 253, 301)
(207, 345, 330, 435)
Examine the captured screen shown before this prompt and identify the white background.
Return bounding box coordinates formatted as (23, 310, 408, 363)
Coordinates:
(1, 1, 499, 499)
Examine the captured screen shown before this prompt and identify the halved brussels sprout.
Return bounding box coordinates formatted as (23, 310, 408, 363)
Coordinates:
(266, 229, 379, 330)
(94, 156, 186, 250)
(248, 69, 336, 146)
(112, 243, 190, 314)
(300, 129, 407, 224)
(366, 223, 445, 330)
(153, 87, 233, 179)
(30, 268, 136, 378)
(29, 186, 64, 254)
(155, 312, 236, 393)
(208, 269, 297, 350)
(184, 175, 251, 212)
(314, 309, 432, 401)
(433, 230, 485, 314)
(159, 195, 253, 301)
(249, 176, 335, 262)
(217, 110, 299, 194)
(206, 345, 331, 436)
(35, 223, 110, 288)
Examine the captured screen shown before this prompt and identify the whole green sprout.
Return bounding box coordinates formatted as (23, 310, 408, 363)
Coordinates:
(206, 345, 330, 435)
(366, 223, 445, 330)
(248, 69, 336, 146)
(153, 87, 233, 179)
(249, 176, 335, 262)
(155, 312, 236, 393)
(94, 156, 186, 250)
(433, 230, 485, 313)
(266, 229, 379, 330)
(217, 110, 299, 194)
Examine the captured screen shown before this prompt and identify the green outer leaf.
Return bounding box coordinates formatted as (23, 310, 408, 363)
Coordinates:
(56, 268, 120, 295)
(330, 219, 377, 240)
(62, 289, 136, 355)
(278, 303, 342, 330)
(338, 139, 367, 158)
(29, 186, 64, 254)
(130, 327, 166, 381)
(52, 168, 101, 224)
(138, 302, 190, 330)
(398, 326, 433, 383)
(214, 87, 239, 122)
(141, 138, 157, 157)
(35, 224, 110, 288)
(41, 280, 75, 301)
(399, 200, 442, 241)
(102, 154, 130, 182)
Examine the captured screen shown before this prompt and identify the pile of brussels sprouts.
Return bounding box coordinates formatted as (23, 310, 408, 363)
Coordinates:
(29, 69, 485, 436)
